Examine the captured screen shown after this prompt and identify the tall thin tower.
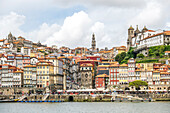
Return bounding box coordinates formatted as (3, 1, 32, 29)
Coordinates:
(91, 33, 96, 50)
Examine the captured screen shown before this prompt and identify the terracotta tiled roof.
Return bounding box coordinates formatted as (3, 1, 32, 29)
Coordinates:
(7, 54, 14, 56)
(146, 30, 155, 32)
(135, 69, 141, 71)
(98, 65, 110, 67)
(2, 64, 9, 66)
(5, 43, 10, 45)
(142, 31, 170, 41)
(96, 74, 109, 78)
(164, 31, 170, 35)
(153, 70, 160, 73)
(120, 64, 128, 67)
(24, 65, 36, 68)
(14, 71, 23, 73)
(110, 64, 119, 67)
(0, 39, 4, 42)
(13, 42, 19, 44)
(165, 51, 170, 53)
(142, 32, 163, 40)
(160, 72, 170, 74)
(80, 63, 93, 67)
(3, 47, 9, 48)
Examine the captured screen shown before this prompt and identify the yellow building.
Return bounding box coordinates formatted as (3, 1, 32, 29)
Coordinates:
(119, 64, 128, 84)
(113, 46, 126, 57)
(36, 61, 54, 88)
(153, 70, 160, 85)
(136, 63, 153, 81)
(45, 57, 63, 89)
(23, 65, 36, 87)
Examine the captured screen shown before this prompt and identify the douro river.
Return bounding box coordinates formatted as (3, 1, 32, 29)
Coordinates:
(0, 102, 170, 113)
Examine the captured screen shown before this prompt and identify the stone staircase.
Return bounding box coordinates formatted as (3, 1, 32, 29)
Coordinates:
(19, 95, 27, 101)
(42, 94, 49, 101)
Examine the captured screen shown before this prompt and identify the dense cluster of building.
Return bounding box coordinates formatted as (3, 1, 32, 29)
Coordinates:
(0, 30, 170, 91)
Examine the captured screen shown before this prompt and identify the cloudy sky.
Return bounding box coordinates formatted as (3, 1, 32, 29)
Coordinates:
(0, 0, 170, 49)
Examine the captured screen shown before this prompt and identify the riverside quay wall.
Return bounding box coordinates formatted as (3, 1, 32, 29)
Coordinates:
(0, 88, 170, 102)
(1, 93, 170, 102)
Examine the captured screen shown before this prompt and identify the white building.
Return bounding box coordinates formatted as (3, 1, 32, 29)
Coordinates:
(127, 25, 170, 56)
(13, 71, 23, 87)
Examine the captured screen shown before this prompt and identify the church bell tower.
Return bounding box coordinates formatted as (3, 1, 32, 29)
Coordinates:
(91, 33, 96, 50)
(127, 25, 134, 51)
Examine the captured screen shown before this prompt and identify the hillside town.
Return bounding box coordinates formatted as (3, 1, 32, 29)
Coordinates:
(0, 26, 170, 95)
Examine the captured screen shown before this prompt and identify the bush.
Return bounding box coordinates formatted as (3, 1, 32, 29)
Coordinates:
(115, 52, 126, 63)
(129, 80, 148, 89)
(149, 45, 170, 57)
(137, 53, 145, 58)
(136, 59, 159, 63)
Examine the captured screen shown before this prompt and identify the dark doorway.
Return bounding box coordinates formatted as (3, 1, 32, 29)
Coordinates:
(125, 87, 130, 90)
(68, 96, 74, 102)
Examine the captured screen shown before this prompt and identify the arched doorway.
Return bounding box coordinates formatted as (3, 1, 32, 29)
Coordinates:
(125, 87, 130, 90)
(68, 96, 74, 102)
(168, 87, 170, 92)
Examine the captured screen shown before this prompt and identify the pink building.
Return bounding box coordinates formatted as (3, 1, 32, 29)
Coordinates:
(23, 55, 30, 67)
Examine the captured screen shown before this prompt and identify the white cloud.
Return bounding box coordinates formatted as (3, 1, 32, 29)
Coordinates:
(0, 0, 170, 49)
(128, 1, 162, 28)
(166, 23, 170, 28)
(28, 23, 61, 43)
(44, 11, 109, 48)
(0, 11, 111, 48)
(0, 12, 25, 38)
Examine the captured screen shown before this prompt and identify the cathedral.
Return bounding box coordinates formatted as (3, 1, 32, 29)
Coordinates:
(7, 32, 16, 43)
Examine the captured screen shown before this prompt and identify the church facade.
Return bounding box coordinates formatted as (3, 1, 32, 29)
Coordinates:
(127, 25, 170, 56)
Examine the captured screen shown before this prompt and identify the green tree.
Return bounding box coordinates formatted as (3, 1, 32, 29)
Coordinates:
(121, 52, 126, 59)
(115, 54, 122, 63)
(129, 80, 148, 91)
(137, 53, 145, 58)
(115, 52, 126, 63)
(154, 51, 160, 57)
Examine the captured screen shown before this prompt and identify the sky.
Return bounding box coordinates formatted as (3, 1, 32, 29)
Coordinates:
(0, 0, 170, 49)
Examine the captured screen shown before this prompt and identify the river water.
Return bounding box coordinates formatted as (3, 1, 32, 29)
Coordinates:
(0, 102, 170, 113)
